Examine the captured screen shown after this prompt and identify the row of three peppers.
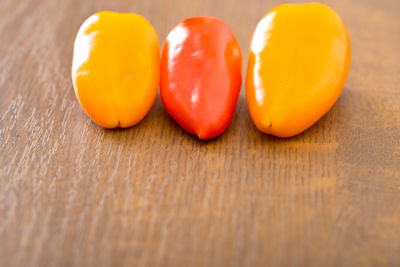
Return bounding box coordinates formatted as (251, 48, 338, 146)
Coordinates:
(72, 3, 351, 139)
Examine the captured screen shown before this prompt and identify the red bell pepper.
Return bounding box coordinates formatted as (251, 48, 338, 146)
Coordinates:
(160, 16, 242, 139)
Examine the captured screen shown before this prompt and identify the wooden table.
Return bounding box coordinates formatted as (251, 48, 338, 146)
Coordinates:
(1, 0, 399, 266)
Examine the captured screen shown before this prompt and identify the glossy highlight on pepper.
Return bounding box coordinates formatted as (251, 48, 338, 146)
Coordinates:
(72, 11, 160, 128)
(160, 16, 242, 139)
(246, 3, 351, 137)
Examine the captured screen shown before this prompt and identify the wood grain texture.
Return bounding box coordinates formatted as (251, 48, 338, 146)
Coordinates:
(1, 0, 399, 266)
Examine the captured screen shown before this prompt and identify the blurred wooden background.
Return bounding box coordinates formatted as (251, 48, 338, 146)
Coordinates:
(1, 0, 399, 266)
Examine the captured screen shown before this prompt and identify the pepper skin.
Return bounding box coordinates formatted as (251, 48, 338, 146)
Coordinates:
(72, 11, 160, 128)
(160, 17, 242, 139)
(246, 3, 351, 137)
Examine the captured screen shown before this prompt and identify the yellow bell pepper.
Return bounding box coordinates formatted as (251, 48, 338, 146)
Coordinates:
(246, 3, 351, 137)
(72, 11, 160, 128)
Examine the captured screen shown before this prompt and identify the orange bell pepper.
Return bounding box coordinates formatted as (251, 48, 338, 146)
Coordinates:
(72, 11, 160, 128)
(246, 3, 351, 137)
